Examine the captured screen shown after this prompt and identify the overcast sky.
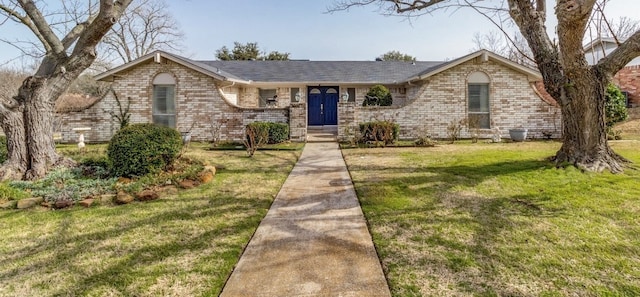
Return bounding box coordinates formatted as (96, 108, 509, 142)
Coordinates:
(0, 0, 639, 68)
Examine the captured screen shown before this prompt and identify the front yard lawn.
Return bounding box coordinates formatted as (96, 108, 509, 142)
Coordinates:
(0, 143, 301, 296)
(343, 141, 640, 296)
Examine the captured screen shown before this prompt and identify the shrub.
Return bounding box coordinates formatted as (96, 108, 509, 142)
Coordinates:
(359, 121, 399, 146)
(107, 123, 183, 177)
(10, 168, 117, 203)
(267, 122, 290, 144)
(245, 122, 289, 144)
(447, 119, 464, 143)
(0, 182, 30, 200)
(605, 83, 629, 128)
(0, 136, 7, 163)
(363, 85, 393, 106)
(244, 123, 269, 157)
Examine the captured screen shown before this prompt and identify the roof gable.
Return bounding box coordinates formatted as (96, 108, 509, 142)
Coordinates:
(409, 50, 542, 82)
(95, 51, 248, 83)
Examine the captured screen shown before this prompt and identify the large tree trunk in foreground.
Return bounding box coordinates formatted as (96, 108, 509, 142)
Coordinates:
(0, 0, 133, 180)
(0, 75, 75, 180)
(553, 72, 628, 173)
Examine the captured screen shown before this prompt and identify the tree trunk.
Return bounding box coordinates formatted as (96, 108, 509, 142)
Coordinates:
(0, 76, 74, 180)
(552, 72, 628, 173)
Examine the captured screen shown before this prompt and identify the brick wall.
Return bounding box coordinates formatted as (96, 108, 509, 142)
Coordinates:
(341, 58, 561, 140)
(58, 59, 289, 143)
(613, 65, 640, 107)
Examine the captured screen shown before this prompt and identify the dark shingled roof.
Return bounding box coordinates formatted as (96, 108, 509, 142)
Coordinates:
(196, 60, 445, 84)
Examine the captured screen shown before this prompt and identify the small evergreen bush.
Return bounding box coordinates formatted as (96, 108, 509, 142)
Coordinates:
(246, 122, 289, 144)
(359, 121, 399, 145)
(267, 122, 289, 144)
(605, 83, 629, 128)
(363, 85, 392, 106)
(107, 123, 183, 177)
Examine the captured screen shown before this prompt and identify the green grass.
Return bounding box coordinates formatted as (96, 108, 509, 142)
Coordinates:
(0, 142, 301, 296)
(343, 141, 640, 296)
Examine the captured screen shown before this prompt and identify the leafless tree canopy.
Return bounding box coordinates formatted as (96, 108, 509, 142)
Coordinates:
(0, 0, 133, 180)
(101, 0, 183, 64)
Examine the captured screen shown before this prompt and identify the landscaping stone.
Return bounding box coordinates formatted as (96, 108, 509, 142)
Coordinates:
(158, 185, 178, 195)
(199, 166, 216, 183)
(100, 194, 115, 203)
(136, 190, 159, 201)
(0, 200, 17, 209)
(54, 199, 74, 209)
(116, 191, 134, 204)
(178, 180, 197, 189)
(79, 199, 95, 208)
(17, 197, 44, 209)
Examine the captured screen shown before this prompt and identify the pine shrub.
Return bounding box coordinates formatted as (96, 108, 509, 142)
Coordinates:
(107, 123, 183, 177)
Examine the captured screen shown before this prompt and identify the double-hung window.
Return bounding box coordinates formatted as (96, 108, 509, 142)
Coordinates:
(468, 83, 490, 129)
(152, 73, 176, 128)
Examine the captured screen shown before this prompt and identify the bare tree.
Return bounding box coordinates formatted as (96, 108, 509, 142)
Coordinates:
(332, 0, 640, 173)
(0, 0, 133, 180)
(472, 31, 534, 66)
(100, 0, 182, 64)
(0, 68, 27, 104)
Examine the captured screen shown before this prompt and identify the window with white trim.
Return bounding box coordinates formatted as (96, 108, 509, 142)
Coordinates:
(152, 73, 176, 128)
(467, 72, 490, 129)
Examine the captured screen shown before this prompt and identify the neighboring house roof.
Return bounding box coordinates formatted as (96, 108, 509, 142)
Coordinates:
(96, 49, 542, 85)
(55, 93, 100, 113)
(583, 36, 623, 52)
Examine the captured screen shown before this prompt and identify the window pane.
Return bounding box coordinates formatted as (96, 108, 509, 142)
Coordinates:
(153, 85, 175, 114)
(153, 115, 176, 128)
(153, 85, 176, 128)
(290, 87, 300, 102)
(469, 113, 490, 129)
(347, 88, 356, 102)
(259, 88, 277, 107)
(468, 84, 489, 112)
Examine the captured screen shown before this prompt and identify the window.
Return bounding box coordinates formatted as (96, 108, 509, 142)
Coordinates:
(347, 88, 356, 102)
(152, 73, 176, 128)
(467, 72, 491, 129)
(290, 87, 300, 102)
(259, 88, 277, 107)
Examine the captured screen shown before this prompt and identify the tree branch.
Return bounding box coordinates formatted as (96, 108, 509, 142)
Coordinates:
(17, 0, 65, 55)
(596, 30, 640, 76)
(0, 2, 52, 52)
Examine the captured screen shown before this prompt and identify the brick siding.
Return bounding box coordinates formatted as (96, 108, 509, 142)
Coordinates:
(613, 65, 640, 107)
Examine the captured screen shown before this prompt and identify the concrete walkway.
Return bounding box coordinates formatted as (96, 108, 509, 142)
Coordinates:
(220, 132, 391, 296)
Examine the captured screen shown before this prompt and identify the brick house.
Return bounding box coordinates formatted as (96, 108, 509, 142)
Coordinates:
(585, 37, 640, 107)
(57, 49, 561, 143)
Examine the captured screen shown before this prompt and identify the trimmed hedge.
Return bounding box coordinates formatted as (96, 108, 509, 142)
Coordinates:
(107, 123, 183, 177)
(359, 121, 400, 145)
(246, 122, 289, 144)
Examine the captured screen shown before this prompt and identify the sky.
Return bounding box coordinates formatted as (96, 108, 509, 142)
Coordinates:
(0, 0, 639, 68)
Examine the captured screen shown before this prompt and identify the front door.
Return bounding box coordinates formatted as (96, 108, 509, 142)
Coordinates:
(308, 87, 339, 126)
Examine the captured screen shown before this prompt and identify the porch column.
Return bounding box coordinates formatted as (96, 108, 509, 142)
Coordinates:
(289, 102, 307, 142)
(338, 102, 357, 142)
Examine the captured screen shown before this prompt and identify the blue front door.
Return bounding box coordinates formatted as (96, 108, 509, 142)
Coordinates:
(308, 87, 339, 126)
